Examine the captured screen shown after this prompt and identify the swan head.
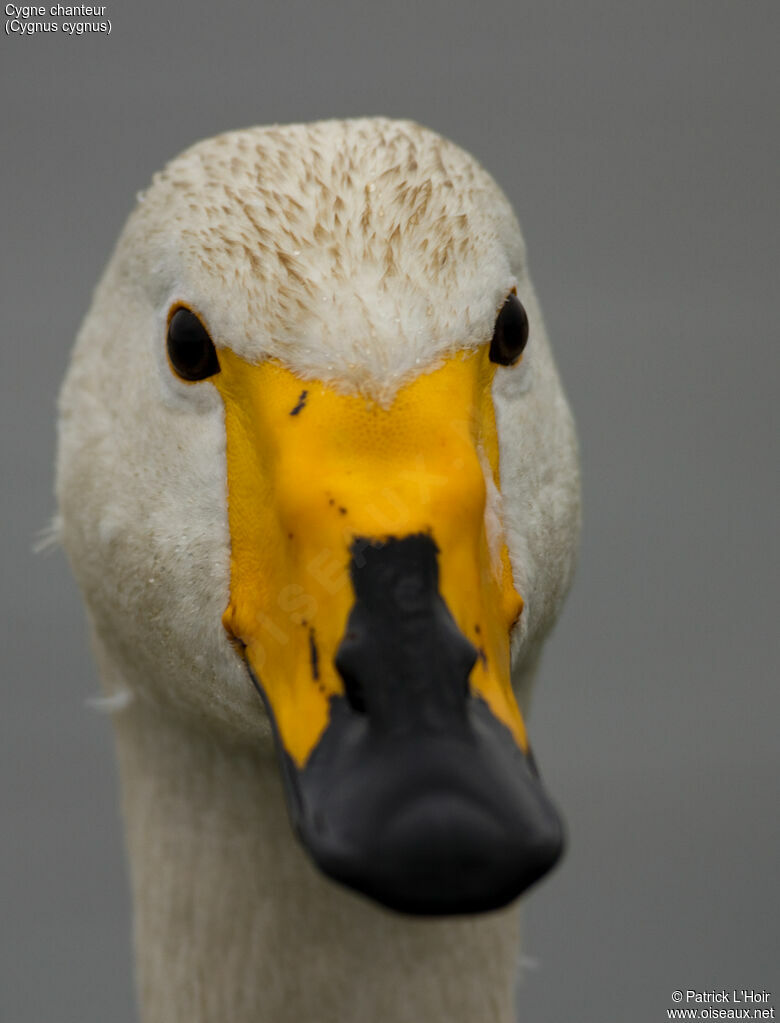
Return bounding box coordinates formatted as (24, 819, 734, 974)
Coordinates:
(57, 118, 580, 915)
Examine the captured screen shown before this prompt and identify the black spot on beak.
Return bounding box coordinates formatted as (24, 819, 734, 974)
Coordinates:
(290, 390, 308, 415)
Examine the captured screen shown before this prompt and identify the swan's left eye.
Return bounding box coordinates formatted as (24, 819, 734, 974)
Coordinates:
(489, 293, 529, 366)
(167, 307, 221, 381)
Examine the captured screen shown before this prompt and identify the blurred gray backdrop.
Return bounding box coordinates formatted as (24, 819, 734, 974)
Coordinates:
(2, 2, 778, 1021)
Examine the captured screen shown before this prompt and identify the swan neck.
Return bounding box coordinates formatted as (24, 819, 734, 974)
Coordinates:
(108, 673, 522, 1022)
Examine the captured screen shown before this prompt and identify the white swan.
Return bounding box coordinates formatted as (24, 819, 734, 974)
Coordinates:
(56, 118, 580, 1023)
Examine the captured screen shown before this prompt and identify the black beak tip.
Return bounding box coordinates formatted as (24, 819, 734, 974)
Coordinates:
(307, 790, 565, 916)
(285, 697, 566, 917)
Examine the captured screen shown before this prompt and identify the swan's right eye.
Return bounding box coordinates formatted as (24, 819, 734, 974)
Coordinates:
(166, 307, 221, 382)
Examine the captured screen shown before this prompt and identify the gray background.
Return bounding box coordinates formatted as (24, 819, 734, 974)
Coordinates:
(2, 2, 778, 1021)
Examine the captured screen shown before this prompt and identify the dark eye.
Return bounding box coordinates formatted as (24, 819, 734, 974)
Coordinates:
(166, 307, 220, 381)
(489, 293, 529, 366)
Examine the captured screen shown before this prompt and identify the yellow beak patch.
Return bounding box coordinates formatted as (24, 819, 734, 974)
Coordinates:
(214, 346, 526, 766)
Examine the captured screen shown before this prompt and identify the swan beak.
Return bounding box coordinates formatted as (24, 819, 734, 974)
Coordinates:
(214, 347, 563, 914)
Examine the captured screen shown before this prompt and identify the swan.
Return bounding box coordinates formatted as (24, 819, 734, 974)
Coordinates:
(56, 118, 580, 1023)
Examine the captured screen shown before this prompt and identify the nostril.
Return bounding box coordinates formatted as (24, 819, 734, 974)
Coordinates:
(335, 635, 367, 714)
(342, 668, 367, 714)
